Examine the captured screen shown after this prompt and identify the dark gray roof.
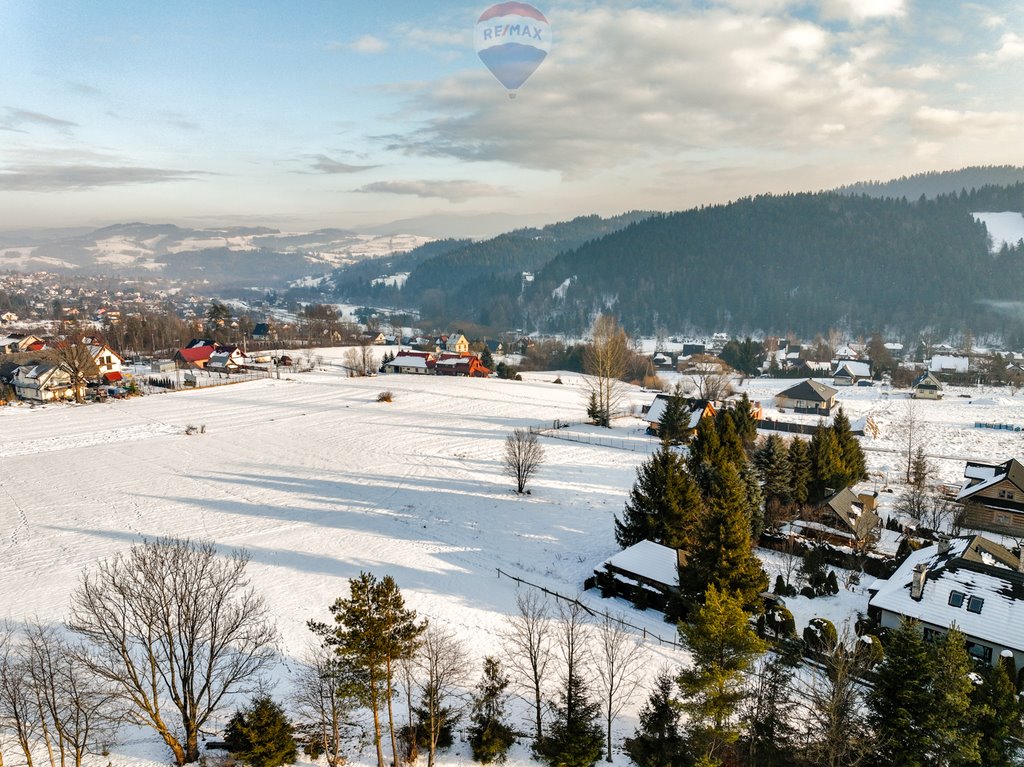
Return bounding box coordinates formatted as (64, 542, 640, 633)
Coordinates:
(776, 378, 837, 402)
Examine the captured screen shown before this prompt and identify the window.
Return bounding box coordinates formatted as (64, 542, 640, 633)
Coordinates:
(948, 591, 966, 608)
(998, 489, 1015, 500)
(967, 596, 984, 614)
(966, 641, 993, 664)
(996, 513, 1011, 526)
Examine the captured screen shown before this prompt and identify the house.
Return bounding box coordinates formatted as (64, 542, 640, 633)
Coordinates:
(445, 334, 470, 354)
(831, 360, 871, 386)
(794, 359, 832, 377)
(652, 352, 674, 370)
(434, 353, 490, 378)
(1, 311, 18, 323)
(593, 540, 682, 610)
(12, 362, 78, 402)
(174, 345, 216, 369)
(88, 342, 124, 382)
(834, 344, 860, 361)
(929, 355, 970, 376)
(484, 339, 504, 355)
(384, 352, 436, 375)
(793, 487, 880, 546)
(0, 334, 46, 354)
(252, 322, 275, 341)
(682, 342, 706, 357)
(911, 371, 943, 400)
(774, 379, 838, 415)
(956, 458, 1024, 536)
(868, 535, 1024, 667)
(207, 346, 248, 371)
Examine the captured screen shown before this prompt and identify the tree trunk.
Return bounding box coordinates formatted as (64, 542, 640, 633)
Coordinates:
(370, 681, 385, 767)
(386, 658, 399, 767)
(534, 682, 543, 741)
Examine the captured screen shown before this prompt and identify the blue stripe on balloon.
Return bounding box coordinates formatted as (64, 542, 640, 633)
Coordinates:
(477, 43, 548, 91)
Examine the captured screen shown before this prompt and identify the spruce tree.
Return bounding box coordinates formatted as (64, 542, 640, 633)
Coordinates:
(930, 627, 979, 767)
(971, 658, 1022, 767)
(481, 345, 494, 369)
(740, 463, 765, 540)
(739, 652, 798, 767)
(687, 417, 724, 496)
(538, 666, 604, 767)
(657, 384, 690, 446)
(809, 422, 844, 501)
(614, 446, 703, 550)
(623, 671, 686, 767)
(754, 435, 791, 504)
(677, 585, 768, 767)
(831, 407, 867, 486)
(224, 695, 298, 767)
(867, 620, 937, 767)
(727, 393, 758, 453)
(468, 657, 516, 764)
(787, 437, 811, 507)
(677, 463, 768, 613)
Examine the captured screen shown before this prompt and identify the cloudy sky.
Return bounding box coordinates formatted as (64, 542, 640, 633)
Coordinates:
(1, 0, 1022, 234)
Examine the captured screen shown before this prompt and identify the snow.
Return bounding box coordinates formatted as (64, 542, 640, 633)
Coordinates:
(600, 540, 679, 587)
(973, 211, 1024, 252)
(0, 364, 680, 766)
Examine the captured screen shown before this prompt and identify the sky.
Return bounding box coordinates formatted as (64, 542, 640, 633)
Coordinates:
(1, 0, 1023, 235)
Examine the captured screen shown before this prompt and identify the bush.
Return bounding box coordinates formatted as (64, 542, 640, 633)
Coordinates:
(224, 695, 297, 767)
(377, 390, 393, 402)
(856, 634, 885, 668)
(758, 605, 796, 639)
(803, 617, 838, 654)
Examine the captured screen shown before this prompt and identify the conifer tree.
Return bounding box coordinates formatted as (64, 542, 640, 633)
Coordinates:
(481, 345, 494, 369)
(740, 463, 765, 540)
(623, 671, 686, 767)
(657, 384, 690, 446)
(727, 393, 758, 453)
(831, 407, 867, 487)
(867, 620, 938, 767)
(971, 658, 1022, 767)
(739, 650, 798, 767)
(615, 446, 703, 550)
(809, 422, 844, 501)
(787, 437, 811, 507)
(677, 585, 768, 767)
(309, 573, 426, 767)
(754, 435, 791, 504)
(224, 696, 298, 767)
(538, 662, 604, 767)
(467, 657, 516, 764)
(677, 463, 768, 613)
(687, 417, 724, 495)
(930, 627, 979, 767)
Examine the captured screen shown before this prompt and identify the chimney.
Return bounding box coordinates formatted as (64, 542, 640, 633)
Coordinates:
(938, 538, 951, 556)
(911, 563, 927, 601)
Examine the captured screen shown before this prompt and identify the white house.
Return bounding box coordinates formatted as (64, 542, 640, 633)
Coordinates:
(12, 362, 77, 402)
(384, 353, 434, 375)
(868, 535, 1024, 668)
(88, 342, 124, 381)
(911, 371, 943, 400)
(928, 355, 970, 375)
(831, 360, 871, 386)
(0, 312, 18, 323)
(207, 346, 248, 371)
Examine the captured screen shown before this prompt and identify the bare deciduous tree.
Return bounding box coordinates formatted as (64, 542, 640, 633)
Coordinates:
(51, 333, 98, 404)
(26, 624, 119, 767)
(294, 641, 358, 767)
(687, 356, 734, 401)
(583, 314, 630, 427)
(67, 538, 276, 766)
(594, 615, 645, 762)
(504, 429, 545, 494)
(0, 624, 39, 767)
(898, 398, 927, 484)
(414, 625, 471, 767)
(796, 633, 872, 767)
(501, 591, 553, 741)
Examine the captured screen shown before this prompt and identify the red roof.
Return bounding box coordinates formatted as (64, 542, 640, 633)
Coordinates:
(176, 346, 215, 363)
(103, 371, 123, 382)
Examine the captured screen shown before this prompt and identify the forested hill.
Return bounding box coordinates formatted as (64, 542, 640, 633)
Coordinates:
(522, 185, 1024, 337)
(331, 211, 652, 323)
(835, 166, 1024, 200)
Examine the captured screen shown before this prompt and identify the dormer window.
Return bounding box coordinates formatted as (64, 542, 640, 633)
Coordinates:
(948, 591, 966, 608)
(966, 596, 984, 614)
(998, 489, 1015, 500)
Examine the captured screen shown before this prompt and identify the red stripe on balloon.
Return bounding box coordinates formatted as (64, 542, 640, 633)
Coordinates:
(477, 2, 548, 23)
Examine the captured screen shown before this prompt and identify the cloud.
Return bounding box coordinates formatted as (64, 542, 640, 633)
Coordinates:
(0, 164, 206, 192)
(307, 154, 381, 174)
(821, 0, 907, 23)
(2, 108, 78, 133)
(355, 179, 510, 202)
(327, 35, 389, 54)
(382, 6, 913, 175)
(977, 32, 1024, 63)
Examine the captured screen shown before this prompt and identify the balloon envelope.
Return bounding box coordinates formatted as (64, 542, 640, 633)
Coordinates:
(474, 2, 550, 92)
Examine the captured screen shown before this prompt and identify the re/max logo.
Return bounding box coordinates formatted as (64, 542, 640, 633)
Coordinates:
(481, 24, 544, 41)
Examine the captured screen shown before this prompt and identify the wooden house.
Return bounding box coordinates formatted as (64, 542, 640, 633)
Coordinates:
(957, 459, 1024, 536)
(774, 379, 838, 415)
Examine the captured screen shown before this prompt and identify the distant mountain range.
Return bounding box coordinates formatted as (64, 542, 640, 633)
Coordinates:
(0, 223, 432, 288)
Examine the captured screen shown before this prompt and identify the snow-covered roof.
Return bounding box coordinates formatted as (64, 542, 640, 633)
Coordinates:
(832, 360, 871, 378)
(956, 458, 1024, 500)
(869, 536, 1024, 653)
(391, 354, 429, 369)
(929, 355, 969, 373)
(598, 540, 679, 589)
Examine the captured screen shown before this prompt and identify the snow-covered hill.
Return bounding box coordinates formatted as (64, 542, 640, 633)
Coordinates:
(973, 211, 1024, 252)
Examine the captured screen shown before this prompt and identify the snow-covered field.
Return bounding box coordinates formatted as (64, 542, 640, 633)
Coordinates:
(2, 365, 1023, 766)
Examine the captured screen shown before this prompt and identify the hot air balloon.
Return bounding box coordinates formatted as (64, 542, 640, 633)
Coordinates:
(474, 2, 550, 98)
